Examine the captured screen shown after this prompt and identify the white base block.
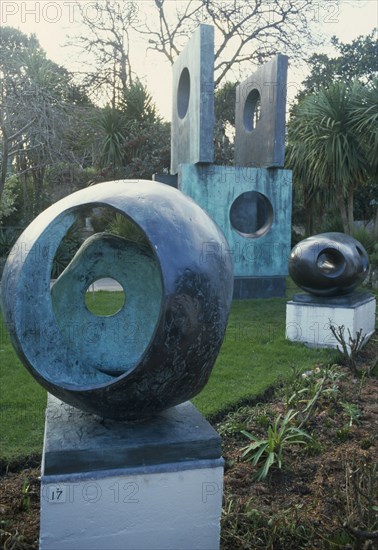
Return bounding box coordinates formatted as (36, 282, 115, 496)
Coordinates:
(286, 294, 376, 350)
(40, 462, 223, 550)
(39, 398, 223, 550)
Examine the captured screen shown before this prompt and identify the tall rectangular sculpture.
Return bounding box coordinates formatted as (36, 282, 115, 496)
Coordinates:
(234, 54, 288, 168)
(170, 24, 214, 174)
(172, 26, 292, 299)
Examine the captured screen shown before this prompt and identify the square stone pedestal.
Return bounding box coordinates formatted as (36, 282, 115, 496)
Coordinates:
(286, 291, 376, 350)
(40, 396, 223, 550)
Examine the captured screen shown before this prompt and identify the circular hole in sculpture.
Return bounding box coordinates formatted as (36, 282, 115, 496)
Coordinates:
(243, 89, 261, 132)
(49, 205, 164, 384)
(316, 248, 346, 278)
(177, 67, 190, 119)
(230, 191, 273, 238)
(85, 278, 125, 317)
(356, 246, 368, 272)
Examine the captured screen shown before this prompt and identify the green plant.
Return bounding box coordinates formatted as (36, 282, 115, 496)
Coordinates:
(217, 409, 248, 437)
(336, 426, 350, 442)
(241, 409, 312, 480)
(107, 213, 149, 249)
(340, 402, 362, 426)
(221, 493, 316, 549)
(352, 226, 376, 255)
(370, 242, 378, 270)
(275, 363, 308, 406)
(360, 437, 373, 450)
(255, 413, 271, 429)
(265, 507, 313, 548)
(305, 435, 323, 456)
(0, 177, 20, 223)
(217, 404, 272, 437)
(285, 364, 343, 427)
(221, 495, 265, 547)
(51, 223, 84, 279)
(358, 370, 369, 398)
(20, 479, 31, 511)
(89, 206, 115, 233)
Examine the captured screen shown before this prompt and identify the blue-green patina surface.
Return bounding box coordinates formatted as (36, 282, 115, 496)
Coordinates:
(52, 233, 162, 379)
(170, 24, 214, 174)
(179, 164, 292, 278)
(1, 180, 233, 419)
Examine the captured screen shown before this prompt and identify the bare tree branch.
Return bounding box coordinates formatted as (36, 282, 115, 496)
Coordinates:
(69, 0, 139, 107)
(134, 0, 322, 87)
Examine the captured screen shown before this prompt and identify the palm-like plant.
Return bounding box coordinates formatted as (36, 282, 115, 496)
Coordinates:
(287, 80, 376, 234)
(349, 78, 378, 173)
(95, 107, 126, 175)
(241, 409, 312, 481)
(120, 80, 158, 124)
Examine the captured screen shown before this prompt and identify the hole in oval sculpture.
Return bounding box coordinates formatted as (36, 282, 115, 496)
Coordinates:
(85, 278, 125, 317)
(50, 207, 163, 383)
(243, 89, 261, 132)
(230, 191, 273, 238)
(316, 248, 346, 278)
(177, 67, 190, 119)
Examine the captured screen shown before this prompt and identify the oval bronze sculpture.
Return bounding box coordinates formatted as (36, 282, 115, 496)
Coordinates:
(288, 232, 369, 296)
(1, 180, 233, 420)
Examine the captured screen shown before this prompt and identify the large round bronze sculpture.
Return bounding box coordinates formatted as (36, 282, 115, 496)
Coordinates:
(1, 180, 233, 420)
(288, 232, 369, 296)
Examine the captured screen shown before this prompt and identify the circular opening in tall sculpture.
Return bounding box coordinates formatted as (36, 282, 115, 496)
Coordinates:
(316, 248, 346, 278)
(177, 67, 190, 119)
(230, 191, 273, 238)
(243, 89, 261, 132)
(85, 278, 125, 316)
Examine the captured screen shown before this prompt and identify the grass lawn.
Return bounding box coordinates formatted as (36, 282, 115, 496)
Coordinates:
(193, 297, 338, 416)
(1, 286, 339, 462)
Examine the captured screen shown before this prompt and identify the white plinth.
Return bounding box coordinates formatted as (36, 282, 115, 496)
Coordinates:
(40, 397, 223, 550)
(286, 292, 376, 350)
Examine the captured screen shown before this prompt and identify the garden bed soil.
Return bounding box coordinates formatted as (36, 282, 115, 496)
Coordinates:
(1, 339, 377, 549)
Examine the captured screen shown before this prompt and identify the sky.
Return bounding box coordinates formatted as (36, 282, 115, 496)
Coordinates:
(1, 0, 377, 119)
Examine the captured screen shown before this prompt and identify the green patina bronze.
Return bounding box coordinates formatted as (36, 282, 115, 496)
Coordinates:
(51, 233, 162, 379)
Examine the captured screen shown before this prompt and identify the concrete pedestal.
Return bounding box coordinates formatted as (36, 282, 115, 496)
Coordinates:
(40, 396, 223, 550)
(286, 291, 376, 350)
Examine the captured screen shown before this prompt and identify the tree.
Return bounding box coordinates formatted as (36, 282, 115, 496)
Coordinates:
(95, 107, 127, 177)
(135, 0, 322, 87)
(214, 81, 237, 164)
(0, 27, 40, 203)
(288, 30, 378, 236)
(349, 78, 378, 238)
(0, 27, 94, 215)
(72, 0, 139, 108)
(301, 29, 378, 95)
(94, 81, 170, 179)
(120, 79, 158, 123)
(287, 80, 378, 236)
